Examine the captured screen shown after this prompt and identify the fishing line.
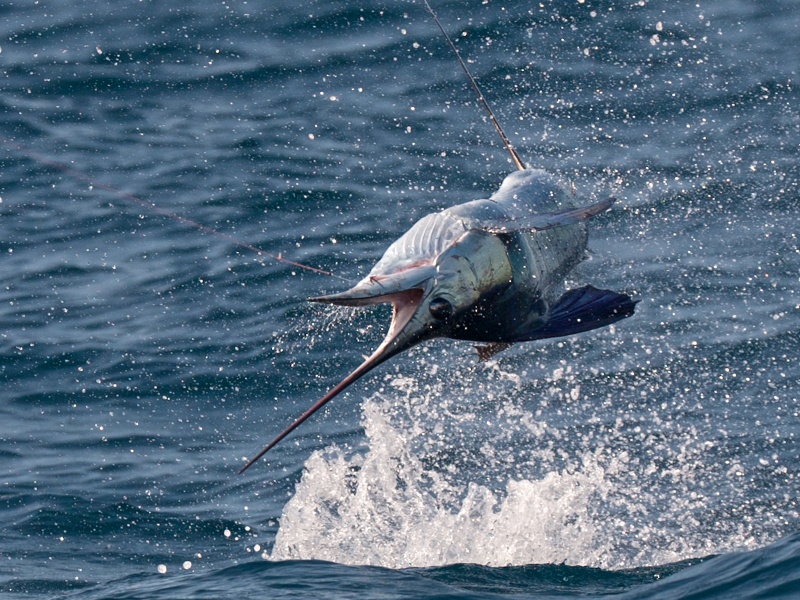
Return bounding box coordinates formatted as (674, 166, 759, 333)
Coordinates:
(422, 0, 526, 172)
(3, 136, 349, 280)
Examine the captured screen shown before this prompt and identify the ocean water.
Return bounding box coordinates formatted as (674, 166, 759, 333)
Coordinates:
(1, 0, 799, 597)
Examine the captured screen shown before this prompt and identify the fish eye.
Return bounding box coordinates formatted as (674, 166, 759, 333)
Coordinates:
(429, 297, 454, 320)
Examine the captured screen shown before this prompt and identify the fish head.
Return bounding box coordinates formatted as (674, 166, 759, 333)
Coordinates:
(311, 225, 513, 359)
(307, 210, 464, 362)
(426, 229, 513, 327)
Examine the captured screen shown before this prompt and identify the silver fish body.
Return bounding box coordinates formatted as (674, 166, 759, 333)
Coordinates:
(324, 169, 615, 344)
(239, 169, 636, 471)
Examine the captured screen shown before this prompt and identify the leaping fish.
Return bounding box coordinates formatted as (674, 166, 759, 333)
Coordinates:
(239, 2, 637, 473)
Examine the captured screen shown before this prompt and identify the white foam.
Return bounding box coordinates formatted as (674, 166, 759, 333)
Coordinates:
(267, 357, 767, 569)
(270, 402, 613, 567)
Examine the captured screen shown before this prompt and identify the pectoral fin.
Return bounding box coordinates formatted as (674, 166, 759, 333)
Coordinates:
(513, 285, 638, 342)
(479, 197, 615, 234)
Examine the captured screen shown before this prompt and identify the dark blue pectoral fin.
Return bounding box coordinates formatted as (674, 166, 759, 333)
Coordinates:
(514, 285, 638, 342)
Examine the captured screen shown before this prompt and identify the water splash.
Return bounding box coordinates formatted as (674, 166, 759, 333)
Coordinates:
(270, 400, 608, 568)
(267, 346, 776, 570)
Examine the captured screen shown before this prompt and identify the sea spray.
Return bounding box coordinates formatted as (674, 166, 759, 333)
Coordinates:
(268, 358, 614, 568)
(269, 396, 612, 568)
(267, 350, 772, 570)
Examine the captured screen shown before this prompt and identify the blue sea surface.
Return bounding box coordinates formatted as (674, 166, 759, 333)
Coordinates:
(1, 0, 799, 598)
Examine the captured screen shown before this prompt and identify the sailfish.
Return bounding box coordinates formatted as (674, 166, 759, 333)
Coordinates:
(239, 2, 637, 473)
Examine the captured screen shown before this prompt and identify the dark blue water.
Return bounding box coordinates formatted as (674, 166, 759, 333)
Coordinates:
(2, 0, 799, 597)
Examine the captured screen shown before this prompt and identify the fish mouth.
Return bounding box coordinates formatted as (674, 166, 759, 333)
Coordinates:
(308, 264, 437, 368)
(238, 271, 435, 473)
(316, 288, 425, 344)
(309, 264, 435, 307)
(312, 286, 431, 359)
